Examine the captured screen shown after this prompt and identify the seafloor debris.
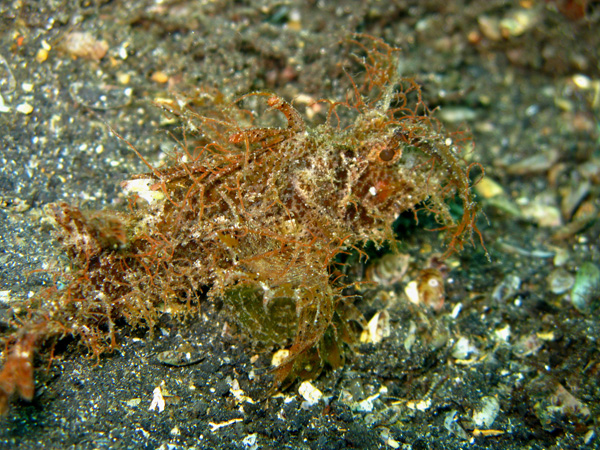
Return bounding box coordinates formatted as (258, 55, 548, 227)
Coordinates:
(0, 36, 484, 413)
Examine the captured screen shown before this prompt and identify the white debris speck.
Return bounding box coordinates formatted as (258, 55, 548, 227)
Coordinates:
(298, 381, 322, 407)
(149, 386, 165, 412)
(369, 186, 377, 196)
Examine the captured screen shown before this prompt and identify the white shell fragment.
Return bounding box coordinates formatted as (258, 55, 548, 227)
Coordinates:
(360, 310, 391, 344)
(493, 325, 511, 342)
(513, 333, 543, 358)
(444, 410, 469, 440)
(492, 274, 521, 302)
(472, 396, 500, 428)
(149, 385, 165, 412)
(519, 203, 562, 227)
(0, 290, 11, 305)
(298, 381, 322, 407)
(403, 320, 417, 353)
(404, 280, 420, 305)
(451, 336, 479, 360)
(450, 302, 462, 319)
(271, 349, 290, 367)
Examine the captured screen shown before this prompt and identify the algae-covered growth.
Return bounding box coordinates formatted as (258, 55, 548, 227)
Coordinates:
(0, 36, 483, 413)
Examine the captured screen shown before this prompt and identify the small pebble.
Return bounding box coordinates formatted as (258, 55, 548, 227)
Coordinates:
(63, 31, 108, 60)
(547, 268, 574, 295)
(298, 381, 322, 407)
(572, 74, 592, 89)
(492, 274, 521, 302)
(36, 48, 49, 63)
(520, 203, 562, 227)
(500, 9, 537, 38)
(571, 262, 600, 312)
(116, 72, 131, 85)
(478, 16, 502, 41)
(475, 177, 505, 199)
(438, 106, 477, 123)
(505, 150, 559, 175)
(16, 103, 34, 114)
(151, 71, 169, 84)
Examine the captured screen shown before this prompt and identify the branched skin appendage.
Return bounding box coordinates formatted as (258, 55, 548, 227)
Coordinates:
(0, 36, 484, 411)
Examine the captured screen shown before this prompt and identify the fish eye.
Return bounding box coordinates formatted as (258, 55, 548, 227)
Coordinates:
(378, 147, 396, 162)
